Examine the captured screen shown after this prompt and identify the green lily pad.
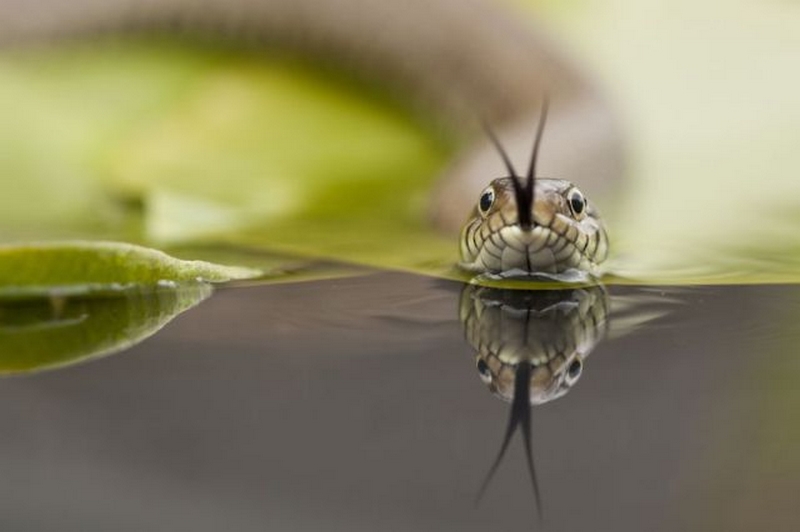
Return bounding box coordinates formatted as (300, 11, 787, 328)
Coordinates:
(0, 241, 261, 298)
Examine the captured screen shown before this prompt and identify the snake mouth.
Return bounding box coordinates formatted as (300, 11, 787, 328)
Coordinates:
(461, 220, 597, 276)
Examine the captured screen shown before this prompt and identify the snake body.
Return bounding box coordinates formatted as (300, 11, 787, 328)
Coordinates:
(0, 0, 622, 275)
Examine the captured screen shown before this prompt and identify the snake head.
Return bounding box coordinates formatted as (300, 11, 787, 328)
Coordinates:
(459, 177, 609, 276)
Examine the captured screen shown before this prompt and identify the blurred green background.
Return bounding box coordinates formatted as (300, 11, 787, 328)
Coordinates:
(0, 0, 798, 285)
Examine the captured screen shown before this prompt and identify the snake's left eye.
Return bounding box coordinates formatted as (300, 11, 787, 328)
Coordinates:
(478, 187, 495, 215)
(567, 188, 586, 218)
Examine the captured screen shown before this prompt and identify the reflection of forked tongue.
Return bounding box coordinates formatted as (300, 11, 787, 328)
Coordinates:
(476, 362, 543, 523)
(483, 96, 549, 230)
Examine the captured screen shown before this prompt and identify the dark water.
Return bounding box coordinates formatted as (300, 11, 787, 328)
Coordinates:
(1, 273, 799, 531)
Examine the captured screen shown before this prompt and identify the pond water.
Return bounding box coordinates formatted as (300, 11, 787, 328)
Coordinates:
(1, 272, 798, 531)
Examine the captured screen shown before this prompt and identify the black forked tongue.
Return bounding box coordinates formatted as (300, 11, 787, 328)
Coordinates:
(475, 362, 543, 523)
(482, 96, 549, 231)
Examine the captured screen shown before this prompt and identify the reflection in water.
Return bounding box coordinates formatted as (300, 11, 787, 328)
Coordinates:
(460, 284, 610, 404)
(0, 285, 211, 375)
(459, 284, 610, 516)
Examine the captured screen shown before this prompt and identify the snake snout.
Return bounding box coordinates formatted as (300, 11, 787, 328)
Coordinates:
(491, 225, 560, 273)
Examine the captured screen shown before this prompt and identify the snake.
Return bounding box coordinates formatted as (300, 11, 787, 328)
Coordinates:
(458, 104, 610, 277)
(459, 176, 609, 276)
(0, 0, 622, 277)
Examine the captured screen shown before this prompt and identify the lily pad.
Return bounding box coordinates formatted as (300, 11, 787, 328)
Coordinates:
(0, 241, 261, 298)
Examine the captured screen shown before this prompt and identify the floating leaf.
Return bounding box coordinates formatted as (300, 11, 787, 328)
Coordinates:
(0, 241, 261, 298)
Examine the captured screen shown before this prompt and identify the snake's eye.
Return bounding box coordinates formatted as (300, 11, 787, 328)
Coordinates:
(478, 187, 495, 215)
(565, 358, 582, 385)
(567, 188, 586, 218)
(476, 358, 492, 384)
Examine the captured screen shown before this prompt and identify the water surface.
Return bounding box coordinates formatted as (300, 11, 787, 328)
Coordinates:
(1, 272, 798, 531)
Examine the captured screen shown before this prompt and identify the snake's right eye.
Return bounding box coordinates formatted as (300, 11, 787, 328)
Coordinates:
(478, 187, 495, 215)
(567, 188, 586, 219)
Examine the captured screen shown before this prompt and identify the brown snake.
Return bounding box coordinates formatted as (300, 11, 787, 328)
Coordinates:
(458, 100, 609, 277)
(460, 176, 609, 276)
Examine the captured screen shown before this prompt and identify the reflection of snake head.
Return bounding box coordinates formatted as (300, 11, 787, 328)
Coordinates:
(460, 284, 609, 405)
